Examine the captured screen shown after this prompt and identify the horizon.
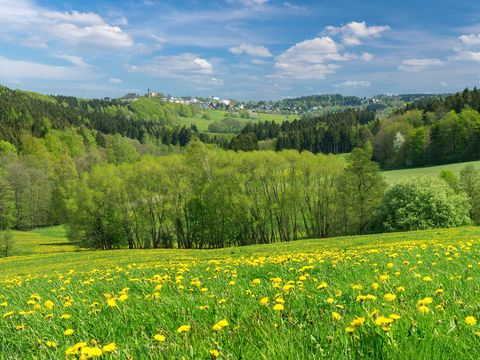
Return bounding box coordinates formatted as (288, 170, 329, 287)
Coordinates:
(1, 1, 480, 100)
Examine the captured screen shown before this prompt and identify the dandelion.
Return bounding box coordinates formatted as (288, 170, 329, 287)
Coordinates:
(46, 341, 57, 348)
(177, 325, 191, 333)
(317, 282, 328, 289)
(465, 316, 477, 326)
(154, 334, 166, 342)
(332, 312, 341, 321)
(260, 297, 269, 305)
(273, 304, 284, 311)
(102, 343, 117, 353)
(384, 293, 397, 302)
(210, 349, 220, 358)
(212, 319, 229, 331)
(64, 329, 75, 336)
(418, 305, 430, 314)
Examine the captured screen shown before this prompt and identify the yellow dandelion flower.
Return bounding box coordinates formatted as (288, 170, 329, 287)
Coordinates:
(465, 316, 477, 326)
(102, 343, 117, 353)
(177, 325, 191, 333)
(64, 329, 75, 336)
(384, 293, 397, 302)
(154, 334, 166, 342)
(273, 304, 284, 311)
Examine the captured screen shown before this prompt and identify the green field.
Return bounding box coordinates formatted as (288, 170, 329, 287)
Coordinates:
(6, 226, 77, 257)
(2, 226, 480, 358)
(176, 109, 295, 133)
(382, 160, 480, 184)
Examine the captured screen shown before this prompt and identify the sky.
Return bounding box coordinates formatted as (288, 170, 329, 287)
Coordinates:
(1, 0, 480, 100)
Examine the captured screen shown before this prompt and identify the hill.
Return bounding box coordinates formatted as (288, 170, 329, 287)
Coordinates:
(383, 160, 480, 183)
(1, 226, 479, 358)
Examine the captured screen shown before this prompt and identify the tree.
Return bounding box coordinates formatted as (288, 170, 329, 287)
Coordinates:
(378, 176, 471, 231)
(343, 147, 387, 233)
(0, 231, 14, 257)
(459, 165, 480, 224)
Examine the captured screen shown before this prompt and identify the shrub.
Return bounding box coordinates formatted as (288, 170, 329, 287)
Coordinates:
(378, 176, 471, 232)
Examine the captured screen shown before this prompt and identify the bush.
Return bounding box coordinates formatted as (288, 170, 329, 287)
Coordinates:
(378, 176, 471, 232)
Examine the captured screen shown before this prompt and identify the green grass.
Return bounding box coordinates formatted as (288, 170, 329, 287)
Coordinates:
(2, 226, 480, 359)
(176, 109, 295, 133)
(382, 160, 480, 184)
(7, 225, 78, 257)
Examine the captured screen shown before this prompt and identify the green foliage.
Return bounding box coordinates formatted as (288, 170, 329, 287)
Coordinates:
(378, 177, 471, 231)
(0, 231, 14, 257)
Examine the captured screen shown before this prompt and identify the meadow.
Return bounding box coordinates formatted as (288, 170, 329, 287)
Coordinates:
(176, 109, 295, 133)
(382, 160, 480, 184)
(1, 227, 480, 359)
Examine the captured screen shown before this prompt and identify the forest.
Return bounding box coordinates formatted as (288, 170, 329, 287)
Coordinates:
(1, 85, 480, 249)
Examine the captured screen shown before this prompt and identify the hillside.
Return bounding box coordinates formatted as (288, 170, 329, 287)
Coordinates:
(1, 226, 479, 358)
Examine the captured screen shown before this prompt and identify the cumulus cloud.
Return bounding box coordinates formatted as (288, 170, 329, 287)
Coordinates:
(42, 10, 105, 26)
(325, 21, 390, 46)
(50, 23, 133, 50)
(227, 0, 268, 6)
(229, 43, 272, 57)
(127, 53, 215, 77)
(273, 36, 347, 79)
(459, 34, 480, 46)
(450, 51, 480, 62)
(0, 56, 89, 80)
(56, 54, 88, 67)
(109, 78, 123, 84)
(334, 80, 371, 88)
(0, 1, 133, 51)
(398, 58, 444, 72)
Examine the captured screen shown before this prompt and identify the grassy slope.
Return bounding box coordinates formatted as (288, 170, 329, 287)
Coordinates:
(383, 160, 480, 184)
(1, 226, 480, 359)
(176, 109, 295, 133)
(1, 226, 478, 277)
(8, 225, 77, 257)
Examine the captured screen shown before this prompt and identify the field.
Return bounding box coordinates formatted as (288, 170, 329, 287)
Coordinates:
(7, 226, 77, 257)
(176, 109, 295, 133)
(383, 160, 480, 184)
(2, 227, 480, 359)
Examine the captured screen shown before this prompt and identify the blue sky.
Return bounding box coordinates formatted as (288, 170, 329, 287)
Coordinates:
(1, 0, 480, 100)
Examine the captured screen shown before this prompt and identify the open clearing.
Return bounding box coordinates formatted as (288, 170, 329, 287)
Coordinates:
(382, 160, 480, 184)
(1, 227, 480, 358)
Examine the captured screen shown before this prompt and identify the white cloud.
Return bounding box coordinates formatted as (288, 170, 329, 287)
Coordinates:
(0, 0, 40, 25)
(273, 36, 347, 79)
(252, 59, 267, 65)
(228, 0, 268, 6)
(459, 34, 480, 46)
(334, 80, 371, 88)
(398, 58, 444, 72)
(51, 23, 133, 50)
(229, 43, 272, 57)
(450, 51, 480, 62)
(21, 36, 47, 49)
(0, 56, 89, 80)
(109, 78, 123, 84)
(42, 10, 105, 26)
(56, 54, 88, 67)
(126, 53, 215, 77)
(361, 52, 374, 61)
(325, 21, 390, 46)
(283, 2, 306, 10)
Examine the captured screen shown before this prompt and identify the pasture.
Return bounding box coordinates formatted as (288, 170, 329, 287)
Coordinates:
(1, 227, 480, 358)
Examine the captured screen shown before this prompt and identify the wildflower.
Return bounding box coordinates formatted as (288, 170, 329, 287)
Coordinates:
(107, 299, 117, 308)
(423, 276, 433, 282)
(317, 282, 328, 289)
(154, 334, 166, 342)
(273, 304, 284, 311)
(102, 343, 117, 353)
(251, 278, 261, 285)
(465, 316, 477, 326)
(212, 319, 229, 331)
(260, 297, 269, 305)
(374, 316, 393, 326)
(350, 317, 365, 327)
(371, 282, 379, 290)
(384, 293, 397, 302)
(64, 329, 75, 336)
(332, 312, 341, 321)
(418, 305, 430, 314)
(46, 341, 57, 348)
(345, 326, 356, 333)
(210, 349, 220, 358)
(326, 298, 335, 304)
(177, 325, 191, 333)
(44, 300, 55, 310)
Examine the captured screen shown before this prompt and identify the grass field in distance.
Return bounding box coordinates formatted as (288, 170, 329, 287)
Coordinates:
(2, 226, 480, 359)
